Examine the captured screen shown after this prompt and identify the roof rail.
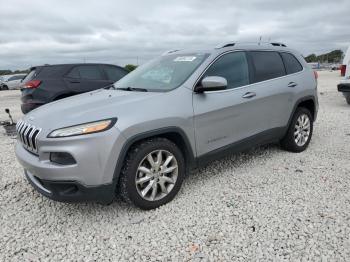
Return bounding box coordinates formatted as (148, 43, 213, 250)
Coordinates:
(270, 42, 287, 47)
(162, 49, 180, 55)
(215, 42, 235, 49)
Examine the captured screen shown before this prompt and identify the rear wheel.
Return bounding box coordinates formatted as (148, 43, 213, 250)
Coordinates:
(118, 137, 185, 210)
(2, 85, 8, 90)
(281, 107, 313, 152)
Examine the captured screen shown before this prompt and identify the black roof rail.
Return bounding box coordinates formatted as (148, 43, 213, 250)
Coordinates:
(270, 42, 287, 47)
(162, 49, 180, 55)
(215, 42, 235, 49)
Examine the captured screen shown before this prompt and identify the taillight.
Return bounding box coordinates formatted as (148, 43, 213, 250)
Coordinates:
(313, 71, 318, 80)
(340, 65, 346, 77)
(23, 80, 41, 89)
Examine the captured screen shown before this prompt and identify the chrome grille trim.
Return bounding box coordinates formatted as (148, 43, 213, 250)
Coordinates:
(16, 120, 41, 154)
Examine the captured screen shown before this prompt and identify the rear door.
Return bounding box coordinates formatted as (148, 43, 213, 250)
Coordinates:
(64, 65, 110, 93)
(248, 50, 293, 129)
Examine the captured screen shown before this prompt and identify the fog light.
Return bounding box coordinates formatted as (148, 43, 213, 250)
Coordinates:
(50, 152, 76, 165)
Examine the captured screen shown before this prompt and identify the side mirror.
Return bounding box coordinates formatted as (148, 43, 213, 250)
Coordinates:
(194, 76, 227, 93)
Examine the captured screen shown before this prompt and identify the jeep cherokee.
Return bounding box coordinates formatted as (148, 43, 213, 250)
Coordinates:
(15, 42, 318, 209)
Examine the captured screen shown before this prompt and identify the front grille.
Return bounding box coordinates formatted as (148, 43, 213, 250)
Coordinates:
(16, 120, 41, 154)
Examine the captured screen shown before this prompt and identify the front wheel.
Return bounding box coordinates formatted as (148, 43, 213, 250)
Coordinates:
(281, 107, 313, 152)
(118, 137, 185, 210)
(345, 94, 350, 105)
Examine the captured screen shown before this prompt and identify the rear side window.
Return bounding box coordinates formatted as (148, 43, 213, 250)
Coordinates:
(78, 66, 103, 80)
(280, 52, 303, 74)
(23, 70, 38, 82)
(67, 67, 80, 78)
(250, 51, 285, 82)
(203, 51, 249, 89)
(37, 65, 67, 78)
(67, 66, 104, 80)
(103, 66, 128, 82)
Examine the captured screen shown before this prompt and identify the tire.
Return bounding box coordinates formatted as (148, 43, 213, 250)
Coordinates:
(281, 107, 313, 153)
(118, 137, 186, 210)
(346, 95, 350, 105)
(2, 85, 8, 90)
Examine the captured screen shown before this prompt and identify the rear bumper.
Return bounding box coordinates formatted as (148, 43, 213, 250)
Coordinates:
(25, 170, 114, 203)
(21, 102, 42, 114)
(21, 89, 46, 113)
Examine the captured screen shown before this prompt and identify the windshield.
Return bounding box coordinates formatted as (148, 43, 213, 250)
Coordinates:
(114, 53, 209, 92)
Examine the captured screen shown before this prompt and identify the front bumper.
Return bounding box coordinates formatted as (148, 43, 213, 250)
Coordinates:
(25, 170, 114, 203)
(15, 126, 127, 203)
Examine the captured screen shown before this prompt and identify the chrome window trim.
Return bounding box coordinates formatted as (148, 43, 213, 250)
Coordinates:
(193, 49, 306, 94)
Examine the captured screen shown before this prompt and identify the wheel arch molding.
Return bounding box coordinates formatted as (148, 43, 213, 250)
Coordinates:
(112, 126, 196, 188)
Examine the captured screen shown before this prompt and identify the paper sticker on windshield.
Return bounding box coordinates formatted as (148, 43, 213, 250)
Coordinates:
(174, 56, 197, 62)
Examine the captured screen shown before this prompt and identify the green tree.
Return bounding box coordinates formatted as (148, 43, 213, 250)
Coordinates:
(0, 70, 12, 75)
(305, 54, 317, 63)
(124, 64, 137, 72)
(305, 50, 344, 63)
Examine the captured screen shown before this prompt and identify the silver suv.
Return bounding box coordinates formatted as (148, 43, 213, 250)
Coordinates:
(15, 42, 318, 209)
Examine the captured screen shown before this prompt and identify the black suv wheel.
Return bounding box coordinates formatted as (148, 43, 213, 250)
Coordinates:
(118, 137, 185, 210)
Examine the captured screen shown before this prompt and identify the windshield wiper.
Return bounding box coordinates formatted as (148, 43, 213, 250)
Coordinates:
(116, 87, 148, 92)
(104, 84, 115, 90)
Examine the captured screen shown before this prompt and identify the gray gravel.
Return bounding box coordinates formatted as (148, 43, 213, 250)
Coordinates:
(1, 71, 350, 261)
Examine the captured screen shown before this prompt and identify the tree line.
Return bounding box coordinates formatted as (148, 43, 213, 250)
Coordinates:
(305, 50, 344, 63)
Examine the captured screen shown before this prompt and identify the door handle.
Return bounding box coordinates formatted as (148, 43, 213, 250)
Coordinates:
(70, 80, 80, 84)
(242, 92, 256, 99)
(288, 82, 297, 88)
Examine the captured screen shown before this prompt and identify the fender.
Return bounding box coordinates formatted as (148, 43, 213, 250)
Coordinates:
(112, 126, 196, 186)
(286, 95, 317, 130)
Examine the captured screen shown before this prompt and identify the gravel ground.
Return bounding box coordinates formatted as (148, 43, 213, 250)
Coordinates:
(1, 71, 350, 261)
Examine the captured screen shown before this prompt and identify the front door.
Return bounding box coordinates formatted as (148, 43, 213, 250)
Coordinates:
(192, 51, 290, 157)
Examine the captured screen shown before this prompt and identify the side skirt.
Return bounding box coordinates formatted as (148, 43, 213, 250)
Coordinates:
(196, 127, 286, 168)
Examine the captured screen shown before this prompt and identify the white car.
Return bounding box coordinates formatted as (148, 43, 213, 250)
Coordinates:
(0, 74, 26, 90)
(338, 46, 350, 104)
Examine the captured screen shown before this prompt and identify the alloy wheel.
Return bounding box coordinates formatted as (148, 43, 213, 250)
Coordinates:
(135, 150, 178, 201)
(294, 114, 311, 146)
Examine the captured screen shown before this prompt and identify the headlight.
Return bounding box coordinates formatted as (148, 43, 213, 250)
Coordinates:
(48, 119, 117, 138)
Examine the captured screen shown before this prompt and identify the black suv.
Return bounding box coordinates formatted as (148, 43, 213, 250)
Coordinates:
(21, 63, 128, 114)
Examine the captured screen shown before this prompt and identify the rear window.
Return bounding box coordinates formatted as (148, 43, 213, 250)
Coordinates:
(250, 51, 286, 82)
(103, 66, 128, 82)
(280, 52, 303, 74)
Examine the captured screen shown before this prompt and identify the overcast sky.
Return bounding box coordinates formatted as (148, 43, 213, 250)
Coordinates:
(1, 0, 349, 70)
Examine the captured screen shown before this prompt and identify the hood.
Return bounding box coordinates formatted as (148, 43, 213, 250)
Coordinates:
(24, 89, 162, 132)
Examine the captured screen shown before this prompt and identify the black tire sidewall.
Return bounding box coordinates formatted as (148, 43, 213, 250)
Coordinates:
(123, 139, 185, 210)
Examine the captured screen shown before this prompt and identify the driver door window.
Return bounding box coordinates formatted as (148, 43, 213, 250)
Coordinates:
(203, 52, 249, 89)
